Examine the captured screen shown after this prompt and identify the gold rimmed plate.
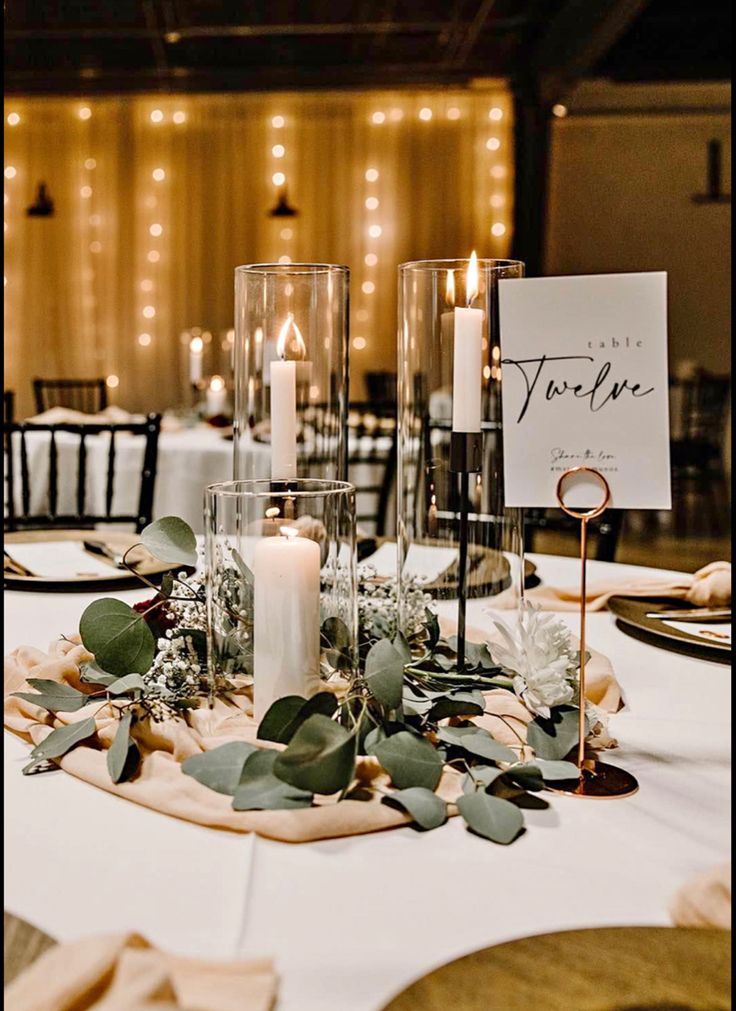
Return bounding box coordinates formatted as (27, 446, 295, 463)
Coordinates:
(381, 926, 731, 1011)
(609, 595, 731, 662)
(4, 529, 194, 592)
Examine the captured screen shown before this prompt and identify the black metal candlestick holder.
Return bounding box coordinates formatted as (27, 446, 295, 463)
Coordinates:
(449, 431, 483, 672)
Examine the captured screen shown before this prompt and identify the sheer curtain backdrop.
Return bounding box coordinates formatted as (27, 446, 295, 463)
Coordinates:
(4, 87, 513, 416)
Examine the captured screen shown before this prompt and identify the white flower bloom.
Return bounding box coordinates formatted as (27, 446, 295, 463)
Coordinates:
(488, 604, 579, 719)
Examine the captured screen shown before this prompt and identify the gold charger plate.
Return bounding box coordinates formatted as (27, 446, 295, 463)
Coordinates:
(366, 537, 536, 600)
(609, 595, 731, 662)
(4, 529, 193, 592)
(381, 926, 731, 1011)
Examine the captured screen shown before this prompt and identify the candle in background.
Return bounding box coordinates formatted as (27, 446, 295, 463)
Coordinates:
(206, 375, 228, 416)
(452, 251, 483, 433)
(270, 313, 307, 480)
(440, 269, 456, 346)
(253, 524, 321, 724)
(189, 335, 204, 385)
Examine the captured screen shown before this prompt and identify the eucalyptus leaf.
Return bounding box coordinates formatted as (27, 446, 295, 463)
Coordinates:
(273, 714, 356, 795)
(321, 616, 351, 650)
(181, 741, 258, 795)
(462, 766, 507, 793)
(79, 661, 119, 687)
(79, 598, 155, 676)
(231, 548, 254, 585)
(232, 750, 313, 810)
(364, 639, 405, 709)
(527, 707, 586, 762)
(106, 712, 140, 784)
(423, 608, 440, 650)
(382, 787, 448, 830)
(392, 633, 412, 665)
(457, 791, 524, 845)
(257, 692, 338, 745)
(106, 673, 146, 696)
(30, 717, 97, 761)
(446, 637, 496, 671)
(437, 725, 517, 764)
(13, 680, 91, 714)
(505, 763, 545, 792)
(140, 516, 197, 567)
(530, 759, 581, 782)
(372, 731, 443, 791)
(428, 690, 486, 722)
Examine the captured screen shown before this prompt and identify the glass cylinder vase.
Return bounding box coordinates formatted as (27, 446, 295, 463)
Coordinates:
(397, 258, 526, 638)
(233, 263, 350, 484)
(205, 479, 357, 723)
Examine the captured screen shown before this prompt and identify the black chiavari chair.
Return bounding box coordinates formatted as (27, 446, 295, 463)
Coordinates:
(32, 377, 108, 415)
(4, 414, 161, 533)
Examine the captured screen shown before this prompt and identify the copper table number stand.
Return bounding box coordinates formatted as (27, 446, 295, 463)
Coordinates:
(550, 467, 639, 800)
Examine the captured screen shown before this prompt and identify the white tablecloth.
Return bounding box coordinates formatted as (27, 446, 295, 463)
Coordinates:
(10, 427, 391, 535)
(4, 553, 730, 1010)
(8, 426, 265, 534)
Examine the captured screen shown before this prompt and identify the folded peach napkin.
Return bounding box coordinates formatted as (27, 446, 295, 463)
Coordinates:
(670, 864, 732, 929)
(492, 561, 731, 612)
(4, 931, 277, 1011)
(4, 617, 621, 841)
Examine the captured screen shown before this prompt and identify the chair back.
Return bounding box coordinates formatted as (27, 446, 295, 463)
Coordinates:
(32, 377, 108, 415)
(3, 390, 14, 424)
(4, 414, 161, 533)
(347, 404, 397, 537)
(679, 372, 731, 450)
(364, 371, 397, 408)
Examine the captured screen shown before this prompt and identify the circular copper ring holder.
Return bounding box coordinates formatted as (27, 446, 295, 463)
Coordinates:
(547, 467, 639, 799)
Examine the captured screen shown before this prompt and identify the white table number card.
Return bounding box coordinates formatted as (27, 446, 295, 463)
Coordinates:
(498, 271, 672, 509)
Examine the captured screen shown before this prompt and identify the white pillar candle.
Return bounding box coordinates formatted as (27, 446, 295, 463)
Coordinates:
(189, 336, 204, 385)
(452, 251, 484, 433)
(206, 376, 228, 416)
(253, 525, 322, 724)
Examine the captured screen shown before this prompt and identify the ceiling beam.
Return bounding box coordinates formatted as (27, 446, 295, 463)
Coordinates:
(2, 61, 506, 95)
(525, 0, 654, 103)
(4, 19, 530, 42)
(448, 0, 499, 69)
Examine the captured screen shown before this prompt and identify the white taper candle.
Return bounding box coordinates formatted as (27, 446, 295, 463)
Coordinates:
(452, 252, 483, 433)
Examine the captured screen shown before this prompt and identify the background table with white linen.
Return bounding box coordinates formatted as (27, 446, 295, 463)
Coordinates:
(4, 553, 730, 1011)
(11, 425, 391, 534)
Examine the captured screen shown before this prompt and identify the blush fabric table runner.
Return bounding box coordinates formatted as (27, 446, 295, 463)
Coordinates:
(3, 552, 730, 1011)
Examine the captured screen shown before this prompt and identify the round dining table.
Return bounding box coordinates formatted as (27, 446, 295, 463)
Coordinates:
(4, 552, 730, 1011)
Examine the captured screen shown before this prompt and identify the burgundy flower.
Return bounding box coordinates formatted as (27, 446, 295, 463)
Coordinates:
(133, 595, 177, 633)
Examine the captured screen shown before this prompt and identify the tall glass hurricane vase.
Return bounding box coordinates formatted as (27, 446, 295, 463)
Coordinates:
(397, 258, 526, 641)
(233, 263, 349, 483)
(205, 479, 357, 723)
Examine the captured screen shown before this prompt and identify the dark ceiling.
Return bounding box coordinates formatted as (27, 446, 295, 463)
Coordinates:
(4, 0, 732, 96)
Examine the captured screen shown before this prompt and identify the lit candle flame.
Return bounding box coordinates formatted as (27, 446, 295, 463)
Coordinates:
(445, 269, 455, 307)
(190, 335, 204, 354)
(276, 313, 307, 362)
(265, 507, 280, 519)
(209, 374, 225, 392)
(280, 525, 299, 540)
(466, 250, 478, 306)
